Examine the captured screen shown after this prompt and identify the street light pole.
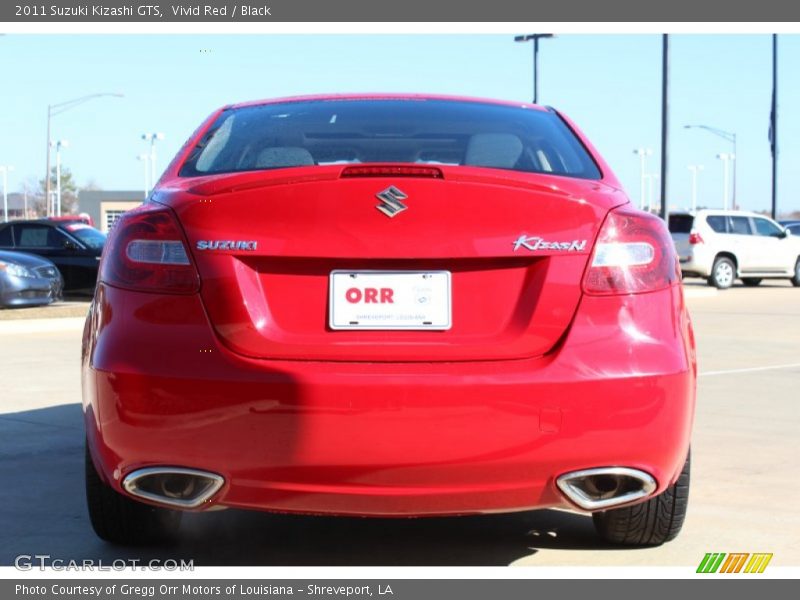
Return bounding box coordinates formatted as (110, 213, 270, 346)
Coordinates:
(717, 153, 732, 210)
(684, 124, 737, 206)
(141, 132, 165, 194)
(634, 148, 653, 210)
(514, 34, 554, 104)
(45, 106, 51, 213)
(137, 154, 150, 199)
(732, 133, 737, 208)
(56, 148, 61, 217)
(51, 140, 68, 217)
(0, 165, 14, 223)
(45, 92, 124, 210)
(642, 173, 661, 213)
(688, 165, 704, 212)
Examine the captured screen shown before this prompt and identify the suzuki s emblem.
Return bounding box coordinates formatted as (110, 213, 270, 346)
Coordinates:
(375, 186, 408, 218)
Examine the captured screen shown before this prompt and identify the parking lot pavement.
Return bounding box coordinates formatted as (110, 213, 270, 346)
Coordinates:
(0, 298, 90, 321)
(1, 282, 798, 567)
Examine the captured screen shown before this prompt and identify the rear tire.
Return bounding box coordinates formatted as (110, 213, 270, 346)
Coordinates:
(85, 443, 182, 545)
(707, 257, 735, 289)
(593, 452, 690, 546)
(791, 259, 800, 287)
(742, 278, 762, 287)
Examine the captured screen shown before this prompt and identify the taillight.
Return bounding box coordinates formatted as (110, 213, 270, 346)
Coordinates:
(689, 231, 704, 245)
(583, 207, 679, 295)
(99, 203, 200, 294)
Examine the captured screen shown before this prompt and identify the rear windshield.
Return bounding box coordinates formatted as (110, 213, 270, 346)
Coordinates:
(179, 99, 602, 180)
(668, 214, 694, 233)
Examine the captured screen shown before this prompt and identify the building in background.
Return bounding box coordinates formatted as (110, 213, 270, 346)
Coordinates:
(77, 191, 142, 233)
(3, 194, 30, 220)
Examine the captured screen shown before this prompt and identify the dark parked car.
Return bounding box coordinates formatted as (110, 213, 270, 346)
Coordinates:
(0, 220, 106, 292)
(0, 250, 63, 308)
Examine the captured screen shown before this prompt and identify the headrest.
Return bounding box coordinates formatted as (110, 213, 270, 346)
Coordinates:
(464, 133, 524, 169)
(254, 147, 314, 169)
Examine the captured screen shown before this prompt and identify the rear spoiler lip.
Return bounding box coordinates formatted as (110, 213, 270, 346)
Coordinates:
(158, 164, 619, 200)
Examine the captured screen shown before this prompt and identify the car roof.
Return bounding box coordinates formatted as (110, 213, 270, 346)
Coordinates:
(3, 219, 63, 226)
(693, 209, 773, 218)
(227, 93, 550, 112)
(3, 219, 89, 227)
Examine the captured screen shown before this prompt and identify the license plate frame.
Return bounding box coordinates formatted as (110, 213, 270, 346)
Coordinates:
(329, 270, 452, 331)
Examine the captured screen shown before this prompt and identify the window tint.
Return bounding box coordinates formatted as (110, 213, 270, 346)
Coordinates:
(752, 218, 783, 237)
(13, 225, 67, 248)
(0, 225, 12, 246)
(705, 216, 728, 233)
(180, 99, 602, 180)
(729, 216, 752, 235)
(669, 214, 694, 233)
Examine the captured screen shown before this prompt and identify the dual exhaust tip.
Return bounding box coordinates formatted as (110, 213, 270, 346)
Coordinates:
(122, 467, 224, 509)
(556, 467, 656, 510)
(122, 465, 654, 512)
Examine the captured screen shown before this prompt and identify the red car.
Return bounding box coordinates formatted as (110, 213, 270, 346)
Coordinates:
(82, 95, 696, 547)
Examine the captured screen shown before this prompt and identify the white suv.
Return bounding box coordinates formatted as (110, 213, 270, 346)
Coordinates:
(669, 210, 800, 289)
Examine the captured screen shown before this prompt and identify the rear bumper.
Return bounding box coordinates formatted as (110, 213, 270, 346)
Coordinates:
(83, 283, 696, 516)
(678, 247, 714, 277)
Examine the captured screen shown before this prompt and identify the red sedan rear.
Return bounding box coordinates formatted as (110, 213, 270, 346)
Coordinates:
(82, 95, 695, 546)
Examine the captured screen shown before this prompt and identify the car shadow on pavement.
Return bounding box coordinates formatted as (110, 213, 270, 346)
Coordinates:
(1, 403, 625, 567)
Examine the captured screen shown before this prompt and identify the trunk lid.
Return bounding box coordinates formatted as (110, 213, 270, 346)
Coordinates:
(164, 168, 626, 362)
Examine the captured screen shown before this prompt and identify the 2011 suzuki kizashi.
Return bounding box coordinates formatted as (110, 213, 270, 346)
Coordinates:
(82, 95, 696, 546)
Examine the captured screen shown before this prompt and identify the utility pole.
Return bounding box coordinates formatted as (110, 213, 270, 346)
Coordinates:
(771, 34, 778, 219)
(514, 34, 554, 104)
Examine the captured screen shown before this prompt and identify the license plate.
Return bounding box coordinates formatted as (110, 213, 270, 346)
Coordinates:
(329, 271, 451, 330)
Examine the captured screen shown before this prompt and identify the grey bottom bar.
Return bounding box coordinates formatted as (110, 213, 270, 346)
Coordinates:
(1, 579, 782, 600)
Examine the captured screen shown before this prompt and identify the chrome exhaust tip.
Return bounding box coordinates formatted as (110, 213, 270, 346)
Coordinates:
(122, 467, 224, 509)
(556, 467, 656, 510)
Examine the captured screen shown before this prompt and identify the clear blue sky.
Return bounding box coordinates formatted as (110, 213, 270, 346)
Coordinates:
(2, 34, 798, 214)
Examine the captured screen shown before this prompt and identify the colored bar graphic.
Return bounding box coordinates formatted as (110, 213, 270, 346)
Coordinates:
(697, 553, 726, 573)
(697, 552, 773, 574)
(744, 553, 773, 573)
(720, 553, 749, 573)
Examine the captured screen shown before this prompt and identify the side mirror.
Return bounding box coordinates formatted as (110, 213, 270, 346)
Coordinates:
(784, 229, 793, 237)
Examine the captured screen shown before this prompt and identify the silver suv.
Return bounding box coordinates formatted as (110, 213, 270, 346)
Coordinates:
(669, 210, 800, 289)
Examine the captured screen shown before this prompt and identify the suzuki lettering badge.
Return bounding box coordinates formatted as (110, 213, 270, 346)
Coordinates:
(376, 186, 408, 218)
